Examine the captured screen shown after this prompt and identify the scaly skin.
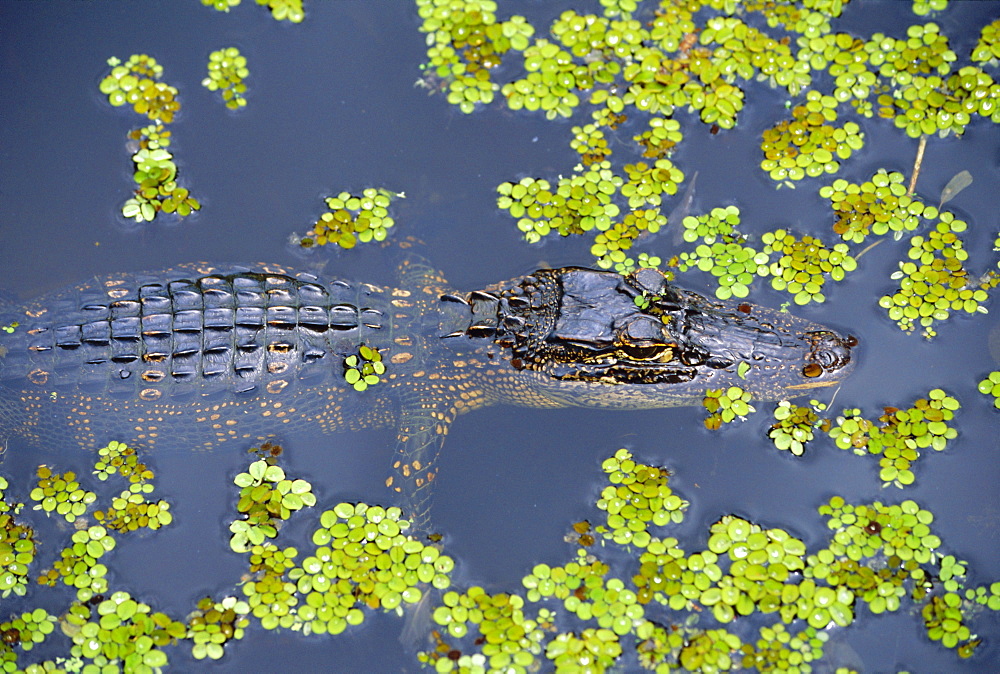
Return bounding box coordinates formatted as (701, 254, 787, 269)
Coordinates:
(0, 260, 856, 530)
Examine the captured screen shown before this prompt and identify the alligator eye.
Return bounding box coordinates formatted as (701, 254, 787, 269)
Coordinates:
(620, 344, 662, 360)
(802, 363, 823, 378)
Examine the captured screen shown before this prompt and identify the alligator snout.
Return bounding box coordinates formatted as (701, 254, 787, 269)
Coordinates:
(803, 330, 857, 378)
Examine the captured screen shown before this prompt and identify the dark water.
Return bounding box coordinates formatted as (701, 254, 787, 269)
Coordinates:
(1, 1, 998, 672)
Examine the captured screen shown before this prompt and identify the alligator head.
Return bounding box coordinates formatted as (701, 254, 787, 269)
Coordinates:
(456, 267, 856, 409)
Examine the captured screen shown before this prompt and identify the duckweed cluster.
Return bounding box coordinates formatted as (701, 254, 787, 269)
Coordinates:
(62, 591, 187, 668)
(93, 440, 154, 484)
(762, 229, 856, 305)
(0, 608, 55, 658)
(972, 18, 1000, 64)
(344, 344, 386, 392)
(760, 91, 863, 182)
(121, 125, 201, 223)
(427, 587, 545, 670)
(230, 458, 316, 552)
(276, 502, 454, 635)
(187, 596, 251, 660)
(91, 441, 172, 534)
(100, 55, 201, 224)
(978, 371, 1000, 409)
(702, 386, 755, 429)
(0, 477, 35, 599)
(36, 525, 116, 597)
(768, 400, 826, 456)
(740, 623, 828, 672)
(298, 188, 398, 249)
(202, 0, 304, 22)
(676, 237, 770, 300)
(99, 55, 180, 123)
(594, 448, 687, 547)
(5, 436, 1000, 670)
(203, 47, 250, 110)
(821, 170, 935, 244)
(881, 215, 988, 337)
(828, 389, 960, 488)
(29, 467, 96, 524)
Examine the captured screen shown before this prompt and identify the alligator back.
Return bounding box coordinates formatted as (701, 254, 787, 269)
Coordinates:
(0, 263, 427, 452)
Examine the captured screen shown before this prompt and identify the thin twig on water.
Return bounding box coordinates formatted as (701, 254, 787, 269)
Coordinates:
(908, 135, 927, 196)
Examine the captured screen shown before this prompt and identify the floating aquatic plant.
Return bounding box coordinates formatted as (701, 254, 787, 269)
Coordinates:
(279, 502, 454, 635)
(60, 591, 186, 669)
(760, 91, 863, 183)
(702, 386, 756, 429)
(202, 0, 240, 11)
(344, 345, 385, 392)
(99, 55, 180, 123)
(255, 0, 304, 22)
(187, 595, 251, 660)
(768, 400, 827, 456)
(971, 18, 1000, 65)
(93, 440, 154, 484)
(821, 169, 936, 244)
(762, 229, 856, 305)
(230, 459, 316, 552)
(594, 448, 687, 547)
(298, 188, 398, 249)
(978, 371, 1000, 409)
(879, 214, 988, 337)
(203, 47, 250, 109)
(36, 525, 115, 599)
(29, 466, 96, 524)
(828, 389, 960, 488)
(120, 125, 201, 223)
(0, 477, 35, 599)
(676, 236, 770, 300)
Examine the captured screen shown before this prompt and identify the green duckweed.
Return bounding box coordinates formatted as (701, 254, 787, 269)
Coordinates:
(187, 595, 251, 660)
(344, 344, 386, 392)
(971, 18, 1000, 65)
(769, 400, 826, 456)
(821, 170, 935, 244)
(203, 47, 250, 110)
(545, 628, 622, 671)
(93, 440, 154, 484)
(702, 386, 755, 429)
(299, 188, 398, 249)
(36, 525, 115, 599)
(99, 55, 180, 123)
(880, 214, 988, 338)
(595, 448, 687, 546)
(760, 91, 863, 183)
(740, 623, 828, 673)
(762, 229, 856, 305)
(0, 608, 56, 658)
(60, 590, 186, 669)
(201, 0, 304, 22)
(202, 0, 240, 11)
(120, 125, 201, 223)
(675, 226, 771, 301)
(978, 371, 1000, 409)
(0, 477, 35, 599)
(255, 0, 304, 23)
(29, 466, 95, 524)
(828, 389, 960, 487)
(230, 459, 316, 552)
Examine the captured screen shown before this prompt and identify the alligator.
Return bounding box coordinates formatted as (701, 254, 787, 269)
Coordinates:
(0, 260, 856, 529)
